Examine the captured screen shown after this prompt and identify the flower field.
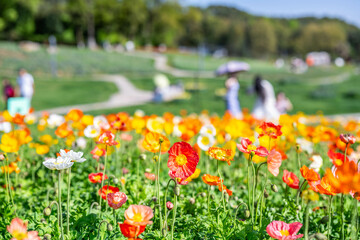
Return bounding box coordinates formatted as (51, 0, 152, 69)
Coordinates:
(1, 109, 359, 239)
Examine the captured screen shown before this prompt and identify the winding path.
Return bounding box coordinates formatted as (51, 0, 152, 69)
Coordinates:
(36, 74, 153, 115)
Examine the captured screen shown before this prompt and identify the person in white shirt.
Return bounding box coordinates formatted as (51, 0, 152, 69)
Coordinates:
(17, 68, 34, 102)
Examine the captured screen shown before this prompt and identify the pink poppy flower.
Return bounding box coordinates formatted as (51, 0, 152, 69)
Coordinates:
(124, 205, 154, 226)
(107, 192, 127, 209)
(96, 131, 118, 146)
(144, 172, 156, 181)
(7, 218, 40, 240)
(266, 221, 303, 239)
(267, 149, 282, 176)
(237, 138, 269, 157)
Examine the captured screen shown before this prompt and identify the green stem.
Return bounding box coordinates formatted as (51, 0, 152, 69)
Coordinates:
(340, 193, 345, 240)
(163, 179, 176, 237)
(327, 196, 333, 240)
(157, 143, 164, 229)
(251, 160, 256, 227)
(217, 159, 226, 212)
(2, 159, 9, 202)
(66, 167, 71, 236)
(350, 197, 358, 240)
(5, 155, 16, 215)
(170, 187, 179, 240)
(233, 202, 248, 224)
(113, 208, 117, 226)
(297, 151, 301, 173)
(58, 171, 64, 240)
(296, 180, 307, 205)
(258, 171, 268, 229)
(207, 185, 210, 214)
(99, 146, 108, 217)
(304, 202, 310, 240)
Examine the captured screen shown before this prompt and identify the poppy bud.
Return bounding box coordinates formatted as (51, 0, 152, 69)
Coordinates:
(189, 198, 195, 204)
(201, 192, 206, 198)
(166, 201, 174, 210)
(244, 209, 250, 219)
(314, 233, 327, 240)
(295, 144, 301, 152)
(211, 194, 215, 200)
(153, 156, 159, 162)
(174, 186, 181, 196)
(140, 154, 146, 160)
(264, 189, 269, 198)
(113, 178, 119, 184)
(107, 223, 113, 231)
(180, 194, 184, 199)
(152, 197, 157, 203)
(340, 133, 356, 145)
(250, 151, 255, 157)
(320, 216, 329, 224)
(44, 207, 51, 216)
(127, 157, 132, 163)
(40, 218, 47, 224)
(159, 137, 164, 144)
(43, 234, 51, 240)
(271, 184, 278, 193)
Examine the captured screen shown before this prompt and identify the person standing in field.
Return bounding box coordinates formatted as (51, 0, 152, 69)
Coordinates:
(17, 68, 34, 103)
(251, 75, 279, 121)
(2, 79, 15, 109)
(225, 73, 242, 119)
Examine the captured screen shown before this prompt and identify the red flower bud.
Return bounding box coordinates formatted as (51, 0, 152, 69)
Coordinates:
(166, 201, 174, 210)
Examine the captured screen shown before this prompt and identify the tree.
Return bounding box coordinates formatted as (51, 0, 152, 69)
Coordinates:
(248, 18, 277, 57)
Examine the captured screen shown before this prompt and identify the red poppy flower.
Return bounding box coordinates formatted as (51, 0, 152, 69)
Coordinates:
(237, 138, 269, 157)
(89, 172, 108, 183)
(208, 147, 234, 165)
(300, 165, 320, 182)
(97, 131, 118, 146)
(282, 170, 299, 189)
(258, 122, 282, 139)
(119, 222, 146, 238)
(144, 172, 156, 181)
(328, 149, 348, 167)
(168, 142, 199, 181)
(98, 185, 119, 200)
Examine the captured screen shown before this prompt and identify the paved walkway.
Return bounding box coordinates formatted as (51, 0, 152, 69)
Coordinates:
(36, 74, 153, 115)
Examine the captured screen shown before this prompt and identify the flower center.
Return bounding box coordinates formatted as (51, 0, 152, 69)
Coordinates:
(94, 175, 101, 182)
(201, 136, 210, 145)
(175, 154, 188, 166)
(133, 212, 143, 222)
(335, 159, 343, 166)
(12, 231, 28, 240)
(288, 177, 294, 184)
(280, 230, 290, 236)
(248, 145, 257, 152)
(215, 150, 225, 159)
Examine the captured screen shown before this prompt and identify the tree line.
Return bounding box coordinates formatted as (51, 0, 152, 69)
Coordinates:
(1, 0, 360, 59)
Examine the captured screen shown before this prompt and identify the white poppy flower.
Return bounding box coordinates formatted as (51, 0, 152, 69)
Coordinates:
(309, 155, 323, 172)
(48, 114, 65, 128)
(76, 137, 87, 150)
(134, 109, 145, 117)
(84, 125, 100, 138)
(43, 157, 74, 170)
(197, 133, 215, 151)
(296, 138, 313, 154)
(0, 122, 12, 133)
(93, 116, 110, 130)
(59, 149, 86, 163)
(200, 124, 216, 136)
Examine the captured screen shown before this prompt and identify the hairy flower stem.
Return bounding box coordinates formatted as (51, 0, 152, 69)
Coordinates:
(350, 197, 358, 240)
(163, 179, 176, 230)
(171, 187, 179, 240)
(157, 143, 163, 231)
(247, 155, 253, 226)
(113, 208, 117, 226)
(297, 151, 301, 174)
(327, 196, 333, 240)
(296, 180, 307, 205)
(217, 159, 226, 212)
(254, 162, 267, 223)
(258, 171, 268, 229)
(66, 168, 71, 236)
(304, 202, 310, 240)
(5, 154, 16, 215)
(58, 171, 65, 240)
(340, 193, 345, 240)
(2, 160, 9, 202)
(251, 161, 256, 227)
(233, 202, 249, 224)
(207, 185, 211, 214)
(99, 146, 108, 217)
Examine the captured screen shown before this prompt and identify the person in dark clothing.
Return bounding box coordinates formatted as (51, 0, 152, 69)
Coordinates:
(3, 79, 15, 109)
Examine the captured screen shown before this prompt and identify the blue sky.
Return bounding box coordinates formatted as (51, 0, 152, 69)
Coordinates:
(181, 0, 360, 27)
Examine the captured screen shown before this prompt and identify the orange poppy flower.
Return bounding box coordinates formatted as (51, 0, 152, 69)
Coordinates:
(124, 205, 154, 226)
(142, 132, 170, 153)
(168, 142, 199, 180)
(88, 173, 108, 184)
(282, 170, 299, 189)
(315, 175, 340, 196)
(258, 122, 282, 139)
(325, 160, 360, 194)
(300, 165, 320, 182)
(66, 109, 83, 122)
(12, 113, 25, 125)
(218, 184, 233, 196)
(202, 174, 223, 186)
(98, 185, 119, 200)
(55, 123, 73, 138)
(208, 147, 234, 165)
(119, 222, 146, 239)
(144, 172, 156, 181)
